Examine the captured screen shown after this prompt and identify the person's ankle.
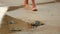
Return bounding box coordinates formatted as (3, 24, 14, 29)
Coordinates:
(23, 3, 28, 5)
(32, 6, 37, 8)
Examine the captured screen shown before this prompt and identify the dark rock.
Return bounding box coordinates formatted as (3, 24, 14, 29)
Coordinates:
(31, 21, 44, 28)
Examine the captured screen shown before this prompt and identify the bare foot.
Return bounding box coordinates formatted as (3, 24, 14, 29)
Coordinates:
(32, 7, 37, 11)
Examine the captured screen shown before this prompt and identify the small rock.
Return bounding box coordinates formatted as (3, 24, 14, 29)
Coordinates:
(8, 20, 15, 24)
